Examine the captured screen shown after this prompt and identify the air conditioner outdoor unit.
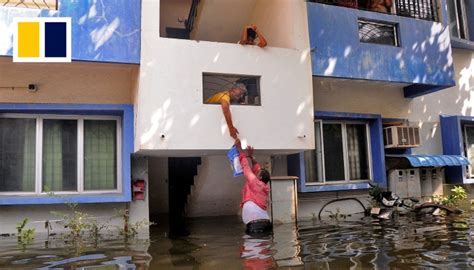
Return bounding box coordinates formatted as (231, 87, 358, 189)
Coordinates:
(383, 126, 421, 148)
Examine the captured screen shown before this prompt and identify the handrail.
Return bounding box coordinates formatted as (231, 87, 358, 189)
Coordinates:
(185, 0, 200, 32)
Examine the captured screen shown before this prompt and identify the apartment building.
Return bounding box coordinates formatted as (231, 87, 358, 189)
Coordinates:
(0, 0, 473, 234)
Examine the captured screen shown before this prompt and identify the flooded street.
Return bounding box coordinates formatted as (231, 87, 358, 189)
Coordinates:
(1, 212, 474, 269)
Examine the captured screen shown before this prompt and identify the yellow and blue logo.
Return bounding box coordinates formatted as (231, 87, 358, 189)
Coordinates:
(13, 17, 71, 63)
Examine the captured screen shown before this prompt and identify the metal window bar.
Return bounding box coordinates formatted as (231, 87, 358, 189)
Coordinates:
(1, 0, 58, 10)
(311, 0, 438, 21)
(395, 0, 438, 21)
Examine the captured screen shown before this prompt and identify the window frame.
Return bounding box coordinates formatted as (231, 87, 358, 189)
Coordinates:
(306, 120, 373, 186)
(462, 124, 474, 178)
(202, 72, 262, 106)
(449, 0, 470, 40)
(0, 113, 122, 196)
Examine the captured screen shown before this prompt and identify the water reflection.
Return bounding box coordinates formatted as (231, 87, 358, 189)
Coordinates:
(1, 214, 474, 269)
(240, 235, 275, 269)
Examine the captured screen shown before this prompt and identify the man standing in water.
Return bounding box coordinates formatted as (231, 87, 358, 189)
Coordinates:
(235, 139, 272, 235)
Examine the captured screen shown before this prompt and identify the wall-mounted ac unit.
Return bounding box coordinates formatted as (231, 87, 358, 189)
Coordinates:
(383, 126, 421, 148)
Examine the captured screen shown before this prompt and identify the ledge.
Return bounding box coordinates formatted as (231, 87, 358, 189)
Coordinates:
(302, 182, 371, 192)
(271, 176, 299, 181)
(451, 37, 474, 51)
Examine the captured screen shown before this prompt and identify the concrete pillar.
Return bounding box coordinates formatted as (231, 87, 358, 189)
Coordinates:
(130, 155, 150, 235)
(269, 176, 298, 224)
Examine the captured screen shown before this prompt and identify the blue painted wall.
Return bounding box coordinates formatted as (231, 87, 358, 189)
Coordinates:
(0, 0, 141, 64)
(0, 103, 133, 205)
(307, 2, 455, 97)
(440, 115, 470, 184)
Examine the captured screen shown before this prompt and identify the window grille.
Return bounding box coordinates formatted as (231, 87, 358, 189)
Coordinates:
(358, 19, 399, 46)
(1, 0, 58, 10)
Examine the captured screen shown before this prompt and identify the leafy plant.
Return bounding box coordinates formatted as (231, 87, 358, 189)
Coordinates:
(16, 218, 35, 247)
(369, 184, 383, 206)
(52, 204, 90, 242)
(433, 185, 468, 207)
(114, 209, 150, 240)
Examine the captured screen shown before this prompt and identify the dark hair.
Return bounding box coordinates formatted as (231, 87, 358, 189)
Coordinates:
(247, 28, 256, 40)
(259, 168, 271, 184)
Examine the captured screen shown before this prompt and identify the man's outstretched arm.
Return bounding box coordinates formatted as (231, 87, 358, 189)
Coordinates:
(220, 99, 239, 139)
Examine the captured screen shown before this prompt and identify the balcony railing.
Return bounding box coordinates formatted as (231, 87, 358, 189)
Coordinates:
(310, 0, 439, 21)
(1, 0, 58, 10)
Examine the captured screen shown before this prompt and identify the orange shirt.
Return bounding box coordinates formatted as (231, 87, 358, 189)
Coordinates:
(206, 91, 230, 104)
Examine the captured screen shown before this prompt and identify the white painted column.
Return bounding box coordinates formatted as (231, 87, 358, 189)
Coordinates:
(269, 176, 298, 224)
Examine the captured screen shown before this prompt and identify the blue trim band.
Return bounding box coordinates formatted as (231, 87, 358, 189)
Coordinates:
(0, 103, 133, 205)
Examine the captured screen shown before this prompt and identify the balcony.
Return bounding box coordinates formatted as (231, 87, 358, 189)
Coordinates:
(306, 1, 455, 98)
(159, 0, 306, 50)
(137, 1, 315, 154)
(310, 0, 439, 21)
(0, 0, 140, 63)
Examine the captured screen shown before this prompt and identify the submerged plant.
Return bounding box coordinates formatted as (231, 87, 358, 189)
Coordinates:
(433, 185, 468, 207)
(16, 218, 35, 247)
(325, 208, 348, 221)
(114, 209, 151, 240)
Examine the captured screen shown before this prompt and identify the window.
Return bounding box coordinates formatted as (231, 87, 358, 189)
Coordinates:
(1, 0, 58, 10)
(358, 19, 399, 46)
(447, 0, 469, 40)
(0, 115, 121, 194)
(463, 125, 474, 178)
(203, 73, 261, 106)
(304, 120, 372, 184)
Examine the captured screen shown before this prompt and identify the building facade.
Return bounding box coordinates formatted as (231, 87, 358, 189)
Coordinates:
(0, 0, 473, 234)
(0, 0, 143, 233)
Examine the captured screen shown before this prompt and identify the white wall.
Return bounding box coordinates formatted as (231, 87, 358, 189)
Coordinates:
(159, 0, 191, 37)
(138, 0, 314, 154)
(0, 203, 128, 234)
(249, 0, 310, 50)
(191, 0, 256, 43)
(313, 78, 411, 118)
(0, 57, 136, 104)
(409, 50, 474, 122)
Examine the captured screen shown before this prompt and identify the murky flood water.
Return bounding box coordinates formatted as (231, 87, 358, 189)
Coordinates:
(1, 212, 474, 269)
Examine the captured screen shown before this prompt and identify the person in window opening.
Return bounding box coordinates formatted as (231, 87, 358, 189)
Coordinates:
(367, 0, 393, 13)
(239, 24, 267, 48)
(235, 138, 273, 235)
(206, 83, 247, 140)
